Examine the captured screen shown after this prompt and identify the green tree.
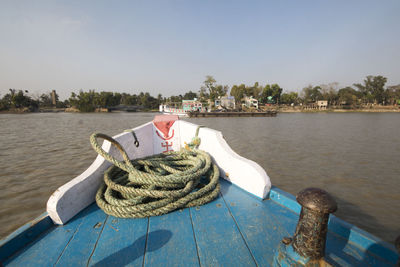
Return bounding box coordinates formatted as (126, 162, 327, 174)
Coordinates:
(200, 76, 227, 102)
(168, 95, 183, 104)
(199, 87, 209, 102)
(113, 93, 122, 106)
(261, 85, 272, 103)
(93, 92, 106, 108)
(354, 75, 387, 104)
(214, 85, 229, 98)
(11, 89, 28, 108)
(69, 90, 96, 112)
(157, 94, 163, 105)
(0, 94, 11, 110)
(200, 76, 215, 101)
(92, 92, 122, 108)
(39, 92, 54, 107)
(320, 82, 339, 106)
(245, 82, 262, 99)
(4, 89, 39, 110)
(384, 85, 400, 105)
(280, 92, 299, 105)
(137, 92, 158, 109)
(301, 85, 322, 103)
(261, 84, 283, 104)
(338, 87, 360, 106)
(183, 91, 197, 100)
(230, 84, 246, 106)
(121, 93, 138, 105)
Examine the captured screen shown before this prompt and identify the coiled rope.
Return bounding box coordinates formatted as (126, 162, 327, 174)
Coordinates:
(90, 129, 220, 218)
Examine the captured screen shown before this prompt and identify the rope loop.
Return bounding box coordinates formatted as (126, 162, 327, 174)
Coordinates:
(90, 128, 220, 218)
(90, 133, 135, 172)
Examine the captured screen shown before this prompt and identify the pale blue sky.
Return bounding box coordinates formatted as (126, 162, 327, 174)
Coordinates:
(1, 0, 399, 100)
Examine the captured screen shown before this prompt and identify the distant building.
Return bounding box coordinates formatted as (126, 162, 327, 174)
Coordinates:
(317, 100, 328, 110)
(303, 100, 328, 110)
(242, 96, 258, 109)
(215, 96, 236, 110)
(182, 99, 203, 112)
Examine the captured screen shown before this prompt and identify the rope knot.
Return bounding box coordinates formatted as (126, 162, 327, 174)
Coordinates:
(185, 136, 201, 150)
(185, 125, 204, 150)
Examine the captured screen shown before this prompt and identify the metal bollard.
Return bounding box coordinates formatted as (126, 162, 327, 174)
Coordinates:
(395, 235, 400, 267)
(274, 187, 337, 266)
(292, 187, 337, 259)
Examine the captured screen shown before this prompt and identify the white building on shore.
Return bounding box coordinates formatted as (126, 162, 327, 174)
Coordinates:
(242, 96, 258, 109)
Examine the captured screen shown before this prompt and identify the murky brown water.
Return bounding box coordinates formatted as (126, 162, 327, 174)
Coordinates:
(0, 112, 399, 243)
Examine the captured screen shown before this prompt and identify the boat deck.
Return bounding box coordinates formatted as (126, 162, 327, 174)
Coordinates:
(2, 179, 397, 266)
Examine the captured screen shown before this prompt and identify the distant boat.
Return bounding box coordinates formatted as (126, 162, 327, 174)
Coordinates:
(159, 104, 188, 117)
(0, 115, 398, 266)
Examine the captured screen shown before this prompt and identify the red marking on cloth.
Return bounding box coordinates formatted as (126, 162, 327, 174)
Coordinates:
(161, 141, 173, 152)
(156, 129, 175, 140)
(153, 115, 179, 138)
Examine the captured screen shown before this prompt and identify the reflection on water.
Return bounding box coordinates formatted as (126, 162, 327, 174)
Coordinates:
(0, 112, 399, 243)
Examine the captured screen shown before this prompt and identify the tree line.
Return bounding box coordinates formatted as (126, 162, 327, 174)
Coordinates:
(0, 89, 63, 112)
(296, 76, 400, 107)
(68, 91, 163, 112)
(1, 75, 399, 112)
(0, 89, 164, 112)
(198, 75, 400, 107)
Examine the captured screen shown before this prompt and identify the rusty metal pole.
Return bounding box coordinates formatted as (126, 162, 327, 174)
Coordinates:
(274, 188, 337, 266)
(292, 188, 337, 259)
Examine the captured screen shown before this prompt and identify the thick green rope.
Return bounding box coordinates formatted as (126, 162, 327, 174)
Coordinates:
(90, 129, 220, 218)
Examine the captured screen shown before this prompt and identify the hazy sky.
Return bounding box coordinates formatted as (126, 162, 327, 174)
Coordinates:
(1, 1, 399, 100)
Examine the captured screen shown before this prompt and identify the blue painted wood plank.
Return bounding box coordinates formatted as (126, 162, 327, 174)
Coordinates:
(4, 204, 97, 267)
(328, 215, 398, 266)
(55, 204, 108, 266)
(269, 186, 301, 214)
(325, 232, 379, 267)
(144, 209, 199, 267)
(88, 216, 148, 267)
(219, 179, 299, 267)
(0, 212, 54, 262)
(190, 191, 256, 267)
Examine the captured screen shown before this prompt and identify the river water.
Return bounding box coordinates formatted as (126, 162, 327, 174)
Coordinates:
(0, 112, 399, 243)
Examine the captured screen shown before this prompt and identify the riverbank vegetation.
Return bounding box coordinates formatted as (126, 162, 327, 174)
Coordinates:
(0, 89, 67, 112)
(1, 75, 399, 113)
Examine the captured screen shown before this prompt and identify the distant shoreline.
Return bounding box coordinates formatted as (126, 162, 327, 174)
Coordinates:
(278, 107, 400, 113)
(0, 108, 66, 114)
(0, 107, 157, 114)
(1, 107, 400, 114)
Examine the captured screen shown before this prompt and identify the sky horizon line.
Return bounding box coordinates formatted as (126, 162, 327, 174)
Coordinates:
(1, 1, 399, 101)
(2, 73, 399, 101)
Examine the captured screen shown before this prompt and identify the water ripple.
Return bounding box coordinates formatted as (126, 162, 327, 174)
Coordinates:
(0, 112, 399, 244)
